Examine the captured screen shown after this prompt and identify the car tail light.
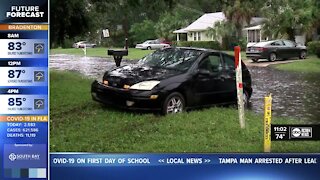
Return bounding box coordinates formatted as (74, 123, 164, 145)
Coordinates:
(255, 47, 266, 52)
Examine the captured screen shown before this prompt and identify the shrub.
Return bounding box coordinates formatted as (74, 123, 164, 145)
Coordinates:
(307, 41, 320, 55)
(316, 48, 320, 58)
(171, 41, 178, 46)
(177, 41, 221, 50)
(61, 39, 74, 48)
(130, 19, 156, 45)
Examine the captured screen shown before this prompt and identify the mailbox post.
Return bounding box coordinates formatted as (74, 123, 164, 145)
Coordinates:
(107, 49, 128, 67)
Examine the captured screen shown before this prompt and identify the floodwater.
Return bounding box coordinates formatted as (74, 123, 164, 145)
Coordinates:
(50, 54, 136, 78)
(249, 66, 320, 123)
(50, 55, 320, 122)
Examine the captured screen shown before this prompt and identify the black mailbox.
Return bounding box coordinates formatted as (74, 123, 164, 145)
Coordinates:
(108, 49, 128, 67)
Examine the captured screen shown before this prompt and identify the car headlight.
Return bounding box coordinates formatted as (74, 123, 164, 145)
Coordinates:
(130, 81, 160, 90)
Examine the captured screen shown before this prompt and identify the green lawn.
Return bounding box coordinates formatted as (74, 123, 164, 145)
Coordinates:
(274, 56, 320, 73)
(50, 48, 154, 60)
(50, 70, 320, 153)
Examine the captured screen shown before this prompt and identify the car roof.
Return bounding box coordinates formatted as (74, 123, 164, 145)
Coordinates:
(251, 39, 297, 47)
(251, 41, 272, 46)
(166, 46, 223, 54)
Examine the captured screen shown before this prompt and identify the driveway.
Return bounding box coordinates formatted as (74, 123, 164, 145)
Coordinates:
(245, 59, 304, 67)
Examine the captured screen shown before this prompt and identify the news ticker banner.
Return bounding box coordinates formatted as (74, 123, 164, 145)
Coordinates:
(0, 0, 48, 180)
(50, 153, 320, 180)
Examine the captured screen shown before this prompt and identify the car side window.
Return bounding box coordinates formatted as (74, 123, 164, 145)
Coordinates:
(198, 54, 222, 73)
(283, 40, 295, 47)
(271, 41, 284, 46)
(223, 54, 235, 70)
(223, 54, 247, 71)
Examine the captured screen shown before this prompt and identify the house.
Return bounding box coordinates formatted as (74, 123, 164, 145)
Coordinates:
(174, 12, 265, 45)
(243, 17, 268, 47)
(173, 12, 311, 46)
(173, 12, 226, 42)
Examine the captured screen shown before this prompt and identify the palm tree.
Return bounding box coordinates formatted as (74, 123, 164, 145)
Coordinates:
(222, 0, 262, 38)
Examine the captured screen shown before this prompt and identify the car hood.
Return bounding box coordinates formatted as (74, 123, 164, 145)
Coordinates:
(104, 64, 183, 86)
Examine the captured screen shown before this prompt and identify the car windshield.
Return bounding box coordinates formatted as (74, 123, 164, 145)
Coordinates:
(138, 48, 202, 71)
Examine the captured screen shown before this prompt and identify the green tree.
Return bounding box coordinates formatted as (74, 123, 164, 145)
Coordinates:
(262, 0, 314, 40)
(50, 0, 91, 47)
(130, 19, 157, 44)
(154, 6, 201, 40)
(222, 0, 263, 38)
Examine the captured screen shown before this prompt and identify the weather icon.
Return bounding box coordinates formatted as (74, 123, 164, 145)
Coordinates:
(34, 71, 45, 82)
(34, 43, 45, 54)
(34, 99, 45, 109)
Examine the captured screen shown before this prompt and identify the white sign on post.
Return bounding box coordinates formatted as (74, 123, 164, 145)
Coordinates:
(103, 29, 110, 38)
(234, 46, 245, 129)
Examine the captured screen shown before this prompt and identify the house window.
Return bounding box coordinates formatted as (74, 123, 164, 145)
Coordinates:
(255, 30, 261, 42)
(193, 32, 197, 41)
(248, 30, 261, 43)
(198, 32, 201, 41)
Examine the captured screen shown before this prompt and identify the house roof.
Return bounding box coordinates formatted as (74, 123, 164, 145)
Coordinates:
(249, 17, 265, 26)
(174, 12, 226, 33)
(243, 25, 262, 30)
(173, 12, 264, 33)
(184, 12, 225, 31)
(173, 28, 188, 33)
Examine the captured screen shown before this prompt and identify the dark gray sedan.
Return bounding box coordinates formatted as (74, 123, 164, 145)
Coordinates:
(246, 40, 307, 62)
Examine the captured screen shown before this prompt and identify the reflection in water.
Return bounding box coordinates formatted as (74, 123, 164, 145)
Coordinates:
(50, 55, 320, 122)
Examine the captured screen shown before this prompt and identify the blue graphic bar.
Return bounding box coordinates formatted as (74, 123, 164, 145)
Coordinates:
(50, 153, 320, 180)
(0, 0, 49, 180)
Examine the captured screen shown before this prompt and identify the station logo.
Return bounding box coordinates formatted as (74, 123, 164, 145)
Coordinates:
(290, 127, 312, 139)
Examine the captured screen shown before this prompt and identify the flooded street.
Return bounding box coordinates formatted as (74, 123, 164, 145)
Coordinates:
(50, 54, 137, 78)
(50, 55, 320, 122)
(249, 66, 320, 123)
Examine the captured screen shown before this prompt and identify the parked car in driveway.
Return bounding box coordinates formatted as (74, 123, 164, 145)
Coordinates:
(246, 40, 307, 62)
(135, 40, 170, 50)
(73, 41, 97, 48)
(91, 47, 252, 114)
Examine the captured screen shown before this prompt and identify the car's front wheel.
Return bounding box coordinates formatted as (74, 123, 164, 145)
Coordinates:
(162, 92, 185, 115)
(147, 46, 151, 50)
